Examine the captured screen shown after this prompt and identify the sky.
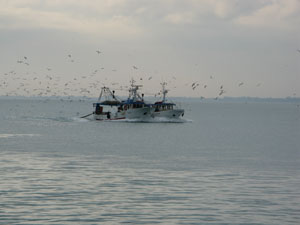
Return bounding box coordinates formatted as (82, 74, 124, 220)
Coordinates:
(0, 0, 299, 98)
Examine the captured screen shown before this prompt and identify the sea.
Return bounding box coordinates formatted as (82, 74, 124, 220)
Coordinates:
(0, 98, 299, 224)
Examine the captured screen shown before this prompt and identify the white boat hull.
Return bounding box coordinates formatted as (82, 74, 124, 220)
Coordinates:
(125, 107, 155, 119)
(93, 107, 155, 121)
(93, 114, 125, 121)
(152, 109, 184, 119)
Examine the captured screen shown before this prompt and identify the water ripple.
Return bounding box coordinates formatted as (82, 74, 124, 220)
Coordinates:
(0, 151, 299, 224)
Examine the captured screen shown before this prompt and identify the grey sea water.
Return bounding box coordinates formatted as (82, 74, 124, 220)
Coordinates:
(0, 98, 299, 224)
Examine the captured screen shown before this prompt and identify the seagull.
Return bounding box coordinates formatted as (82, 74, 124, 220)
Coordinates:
(238, 82, 244, 87)
(96, 50, 101, 54)
(204, 85, 207, 88)
(192, 83, 199, 90)
(133, 66, 138, 70)
(24, 56, 27, 60)
(148, 76, 152, 80)
(68, 54, 72, 58)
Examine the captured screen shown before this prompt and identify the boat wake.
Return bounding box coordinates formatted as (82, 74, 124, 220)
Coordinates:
(72, 117, 90, 122)
(20, 115, 90, 123)
(109, 117, 190, 123)
(47, 116, 90, 123)
(19, 115, 190, 124)
(0, 134, 41, 138)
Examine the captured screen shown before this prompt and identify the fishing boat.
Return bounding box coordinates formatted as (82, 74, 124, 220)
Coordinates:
(92, 87, 123, 120)
(152, 82, 184, 119)
(93, 80, 154, 121)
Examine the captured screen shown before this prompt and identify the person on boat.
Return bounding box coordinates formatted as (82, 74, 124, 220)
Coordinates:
(107, 112, 111, 119)
(95, 104, 103, 115)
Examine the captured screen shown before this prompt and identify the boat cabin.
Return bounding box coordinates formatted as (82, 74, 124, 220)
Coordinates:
(121, 100, 149, 110)
(154, 102, 175, 112)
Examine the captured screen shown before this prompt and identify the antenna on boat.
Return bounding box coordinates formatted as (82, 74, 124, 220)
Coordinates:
(160, 82, 168, 102)
(129, 78, 143, 101)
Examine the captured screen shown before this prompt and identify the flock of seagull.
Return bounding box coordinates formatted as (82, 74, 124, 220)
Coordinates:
(1, 51, 115, 99)
(0, 50, 266, 101)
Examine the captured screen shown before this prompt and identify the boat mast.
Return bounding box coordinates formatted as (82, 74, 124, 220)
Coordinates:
(97, 87, 104, 102)
(161, 82, 168, 102)
(97, 86, 118, 102)
(129, 78, 143, 101)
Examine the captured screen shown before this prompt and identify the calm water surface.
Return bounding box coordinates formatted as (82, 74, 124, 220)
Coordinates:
(0, 98, 299, 224)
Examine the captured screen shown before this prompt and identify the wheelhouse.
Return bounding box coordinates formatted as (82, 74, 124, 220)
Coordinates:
(153, 102, 175, 112)
(120, 99, 151, 110)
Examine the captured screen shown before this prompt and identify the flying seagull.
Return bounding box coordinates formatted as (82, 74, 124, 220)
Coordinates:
(191, 82, 197, 87)
(219, 90, 225, 96)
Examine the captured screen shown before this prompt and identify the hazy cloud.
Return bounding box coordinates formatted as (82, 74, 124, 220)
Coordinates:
(0, 0, 299, 97)
(235, 0, 300, 29)
(0, 0, 143, 38)
(1, 0, 299, 34)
